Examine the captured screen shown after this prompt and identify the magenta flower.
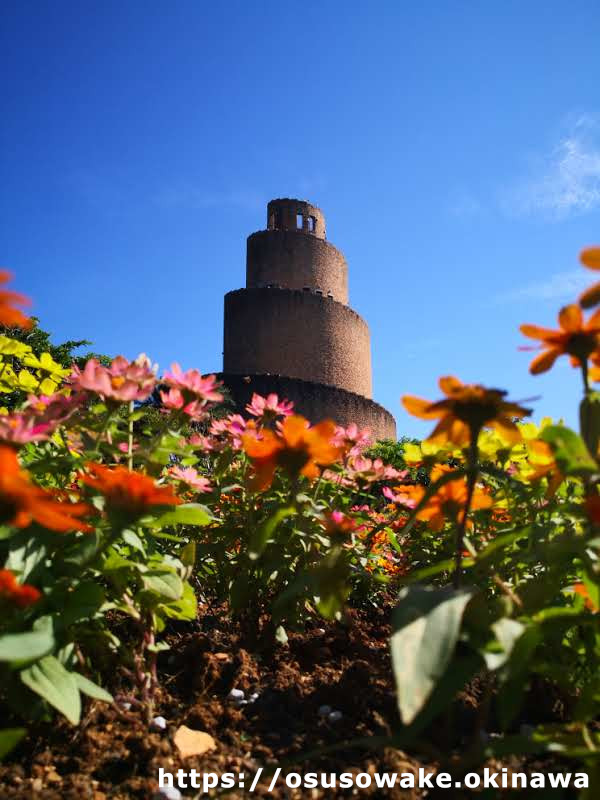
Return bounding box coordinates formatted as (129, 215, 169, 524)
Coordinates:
(163, 363, 223, 404)
(245, 392, 294, 420)
(210, 413, 247, 449)
(333, 423, 373, 457)
(0, 413, 54, 444)
(169, 465, 212, 493)
(159, 387, 207, 421)
(188, 433, 214, 451)
(71, 354, 157, 403)
(383, 485, 417, 507)
(25, 392, 83, 425)
(347, 456, 405, 484)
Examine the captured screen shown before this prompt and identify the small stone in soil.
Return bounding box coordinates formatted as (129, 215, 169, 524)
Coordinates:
(121, 702, 132, 711)
(228, 688, 245, 701)
(152, 716, 168, 730)
(328, 710, 343, 722)
(249, 692, 259, 702)
(154, 788, 182, 800)
(318, 705, 332, 716)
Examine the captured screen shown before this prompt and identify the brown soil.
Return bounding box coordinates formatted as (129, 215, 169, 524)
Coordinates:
(0, 604, 578, 800)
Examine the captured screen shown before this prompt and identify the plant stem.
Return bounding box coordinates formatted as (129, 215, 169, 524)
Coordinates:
(127, 400, 134, 470)
(454, 433, 479, 589)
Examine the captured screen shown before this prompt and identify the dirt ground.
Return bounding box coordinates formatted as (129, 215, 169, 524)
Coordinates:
(0, 603, 579, 799)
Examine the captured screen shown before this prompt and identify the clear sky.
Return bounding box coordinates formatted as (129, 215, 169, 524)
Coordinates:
(2, 1, 600, 439)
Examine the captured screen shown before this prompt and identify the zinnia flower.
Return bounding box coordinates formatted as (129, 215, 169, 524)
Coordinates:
(242, 414, 341, 490)
(0, 446, 92, 532)
(322, 510, 357, 537)
(385, 468, 493, 532)
(80, 462, 181, 518)
(162, 364, 223, 404)
(209, 414, 246, 449)
(71, 354, 157, 403)
(168, 466, 212, 493)
(246, 393, 294, 420)
(0, 569, 41, 608)
(520, 304, 600, 375)
(579, 247, 600, 308)
(0, 413, 55, 445)
(402, 376, 531, 446)
(0, 270, 31, 329)
(333, 423, 373, 457)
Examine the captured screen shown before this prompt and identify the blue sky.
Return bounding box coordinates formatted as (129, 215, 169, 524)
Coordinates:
(2, 1, 600, 438)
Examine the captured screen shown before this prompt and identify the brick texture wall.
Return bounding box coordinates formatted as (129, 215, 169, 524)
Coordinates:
(223, 288, 372, 397)
(246, 230, 348, 303)
(219, 372, 397, 441)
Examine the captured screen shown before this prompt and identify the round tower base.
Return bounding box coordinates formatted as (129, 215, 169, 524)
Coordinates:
(218, 373, 397, 442)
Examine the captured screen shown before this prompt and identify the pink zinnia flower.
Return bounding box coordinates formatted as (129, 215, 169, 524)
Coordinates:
(71, 354, 156, 403)
(210, 413, 247, 449)
(24, 391, 84, 425)
(246, 393, 294, 420)
(162, 363, 223, 404)
(383, 485, 418, 508)
(322, 510, 357, 536)
(169, 465, 212, 493)
(0, 413, 54, 444)
(333, 423, 373, 457)
(159, 387, 207, 421)
(188, 433, 214, 451)
(348, 456, 405, 484)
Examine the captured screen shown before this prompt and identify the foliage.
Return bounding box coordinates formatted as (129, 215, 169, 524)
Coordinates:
(2, 247, 600, 795)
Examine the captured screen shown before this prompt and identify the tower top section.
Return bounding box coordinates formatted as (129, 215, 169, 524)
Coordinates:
(247, 198, 348, 303)
(267, 198, 326, 239)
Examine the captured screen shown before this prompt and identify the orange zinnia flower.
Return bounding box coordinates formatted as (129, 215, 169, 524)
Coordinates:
(573, 582, 598, 613)
(0, 568, 41, 608)
(579, 247, 600, 309)
(0, 270, 32, 329)
(242, 414, 341, 490)
(414, 472, 493, 532)
(402, 376, 531, 446)
(80, 463, 181, 518)
(520, 304, 600, 374)
(0, 446, 92, 532)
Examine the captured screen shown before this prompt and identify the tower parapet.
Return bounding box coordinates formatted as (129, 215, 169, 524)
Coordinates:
(221, 199, 396, 440)
(247, 199, 348, 303)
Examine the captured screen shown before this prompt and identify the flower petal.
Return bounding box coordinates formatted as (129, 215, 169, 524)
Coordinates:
(520, 324, 559, 340)
(401, 395, 442, 420)
(580, 247, 600, 271)
(558, 304, 582, 333)
(530, 348, 560, 375)
(580, 282, 600, 310)
(438, 376, 463, 395)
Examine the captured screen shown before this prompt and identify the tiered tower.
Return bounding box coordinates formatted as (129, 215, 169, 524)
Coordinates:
(220, 199, 396, 440)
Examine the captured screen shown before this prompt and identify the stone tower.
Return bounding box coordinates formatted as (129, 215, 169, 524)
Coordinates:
(220, 199, 396, 440)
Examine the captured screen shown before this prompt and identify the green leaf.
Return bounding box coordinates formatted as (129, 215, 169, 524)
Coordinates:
(20, 656, 81, 724)
(540, 424, 596, 474)
(151, 503, 213, 527)
(72, 673, 113, 704)
(141, 569, 183, 601)
(0, 629, 55, 663)
(0, 728, 26, 760)
(59, 582, 106, 628)
(400, 652, 483, 739)
(390, 584, 475, 725)
(179, 540, 196, 567)
(161, 580, 197, 620)
(122, 528, 145, 553)
(249, 506, 296, 560)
